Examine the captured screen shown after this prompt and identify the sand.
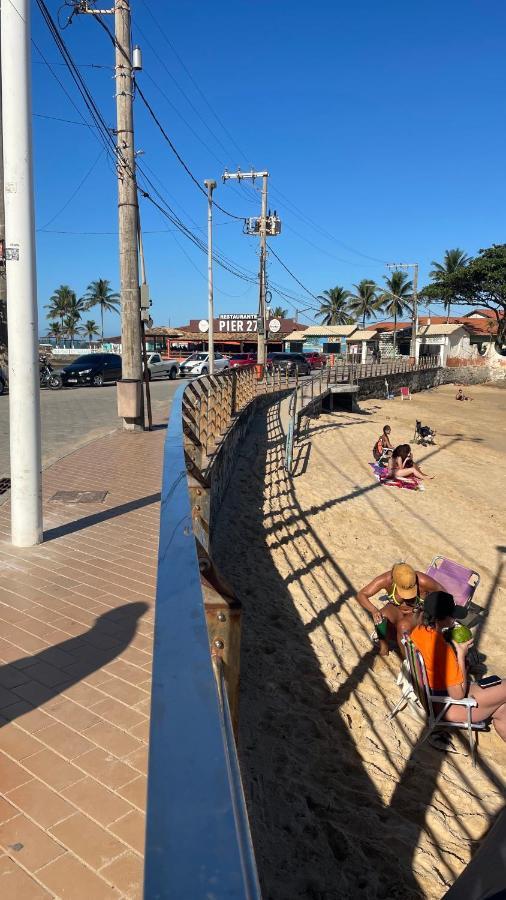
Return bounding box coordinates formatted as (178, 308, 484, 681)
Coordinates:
(213, 381, 506, 900)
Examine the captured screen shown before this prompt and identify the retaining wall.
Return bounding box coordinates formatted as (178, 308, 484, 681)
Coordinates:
(357, 365, 504, 400)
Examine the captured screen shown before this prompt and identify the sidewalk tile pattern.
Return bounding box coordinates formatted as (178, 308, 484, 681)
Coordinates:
(0, 423, 166, 898)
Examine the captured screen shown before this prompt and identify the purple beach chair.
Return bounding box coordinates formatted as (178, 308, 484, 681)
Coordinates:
(426, 556, 480, 613)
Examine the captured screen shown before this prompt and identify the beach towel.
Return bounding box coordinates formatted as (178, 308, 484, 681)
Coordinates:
(369, 462, 420, 491)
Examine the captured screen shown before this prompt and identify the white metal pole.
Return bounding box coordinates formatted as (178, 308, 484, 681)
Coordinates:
(204, 179, 216, 374)
(2, 0, 42, 546)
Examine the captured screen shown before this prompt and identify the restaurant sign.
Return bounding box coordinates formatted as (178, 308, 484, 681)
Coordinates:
(218, 314, 258, 333)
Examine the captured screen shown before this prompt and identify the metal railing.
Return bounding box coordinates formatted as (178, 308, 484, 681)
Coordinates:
(144, 357, 441, 895)
(144, 377, 262, 899)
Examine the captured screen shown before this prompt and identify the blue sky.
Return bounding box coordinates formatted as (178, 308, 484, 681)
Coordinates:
(32, 0, 506, 336)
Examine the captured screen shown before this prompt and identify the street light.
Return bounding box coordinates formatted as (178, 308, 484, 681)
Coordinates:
(386, 262, 419, 359)
(204, 180, 217, 374)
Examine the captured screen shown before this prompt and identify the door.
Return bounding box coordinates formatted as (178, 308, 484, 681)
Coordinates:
(150, 354, 163, 377)
(108, 356, 122, 381)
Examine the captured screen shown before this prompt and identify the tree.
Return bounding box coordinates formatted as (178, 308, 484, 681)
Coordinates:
(348, 279, 379, 328)
(47, 322, 62, 347)
(317, 286, 353, 325)
(82, 279, 120, 341)
(63, 314, 81, 349)
(429, 248, 471, 321)
(83, 319, 99, 347)
(46, 285, 77, 330)
(378, 271, 413, 349)
(423, 244, 506, 352)
(270, 305, 288, 318)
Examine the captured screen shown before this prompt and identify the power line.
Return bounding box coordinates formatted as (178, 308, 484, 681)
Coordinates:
(268, 246, 321, 305)
(33, 112, 95, 127)
(39, 148, 105, 229)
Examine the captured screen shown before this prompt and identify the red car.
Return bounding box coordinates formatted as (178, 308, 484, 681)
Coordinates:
(303, 351, 326, 369)
(229, 352, 257, 368)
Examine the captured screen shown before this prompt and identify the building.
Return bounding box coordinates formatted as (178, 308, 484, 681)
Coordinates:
(416, 324, 470, 366)
(142, 316, 305, 359)
(283, 325, 358, 356)
(346, 329, 379, 363)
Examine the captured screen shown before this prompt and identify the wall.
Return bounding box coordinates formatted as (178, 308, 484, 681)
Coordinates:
(356, 364, 504, 400)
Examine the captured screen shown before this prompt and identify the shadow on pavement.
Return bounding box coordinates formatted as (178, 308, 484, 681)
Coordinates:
(44, 493, 161, 542)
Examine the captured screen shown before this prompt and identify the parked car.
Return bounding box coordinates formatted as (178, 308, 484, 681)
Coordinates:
(303, 351, 326, 369)
(179, 352, 229, 377)
(145, 352, 179, 380)
(58, 353, 122, 387)
(266, 352, 311, 375)
(229, 352, 256, 369)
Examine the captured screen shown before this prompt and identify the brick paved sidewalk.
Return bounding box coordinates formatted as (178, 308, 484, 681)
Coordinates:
(0, 421, 166, 898)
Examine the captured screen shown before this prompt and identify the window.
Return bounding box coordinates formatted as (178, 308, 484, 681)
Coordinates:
(151, 354, 161, 364)
(215, 353, 223, 359)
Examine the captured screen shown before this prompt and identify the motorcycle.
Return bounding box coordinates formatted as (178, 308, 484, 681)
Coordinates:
(39, 358, 62, 390)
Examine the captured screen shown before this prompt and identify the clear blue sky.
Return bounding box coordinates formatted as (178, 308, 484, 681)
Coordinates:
(32, 0, 506, 336)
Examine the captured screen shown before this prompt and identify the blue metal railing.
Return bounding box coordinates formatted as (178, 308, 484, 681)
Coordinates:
(144, 384, 261, 900)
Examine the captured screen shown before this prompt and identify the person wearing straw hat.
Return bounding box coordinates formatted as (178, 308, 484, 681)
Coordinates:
(356, 563, 448, 656)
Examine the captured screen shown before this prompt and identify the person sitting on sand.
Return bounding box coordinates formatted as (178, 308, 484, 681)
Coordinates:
(387, 443, 434, 487)
(372, 424, 393, 462)
(356, 563, 445, 656)
(411, 591, 506, 743)
(456, 387, 472, 401)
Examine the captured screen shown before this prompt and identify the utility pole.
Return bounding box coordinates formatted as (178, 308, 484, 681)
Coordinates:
(75, 1, 143, 430)
(222, 170, 271, 367)
(2, 0, 43, 545)
(0, 2, 7, 368)
(204, 179, 216, 374)
(386, 262, 419, 360)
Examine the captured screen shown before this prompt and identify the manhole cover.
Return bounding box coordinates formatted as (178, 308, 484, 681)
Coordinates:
(50, 490, 108, 504)
(0, 477, 11, 496)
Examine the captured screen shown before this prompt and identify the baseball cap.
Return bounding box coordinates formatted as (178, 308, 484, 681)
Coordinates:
(392, 563, 417, 600)
(423, 591, 467, 621)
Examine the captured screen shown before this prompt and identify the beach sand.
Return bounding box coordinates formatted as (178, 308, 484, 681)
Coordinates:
(213, 381, 506, 900)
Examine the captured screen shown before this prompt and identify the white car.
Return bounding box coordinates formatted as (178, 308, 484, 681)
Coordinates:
(145, 352, 179, 380)
(179, 352, 229, 377)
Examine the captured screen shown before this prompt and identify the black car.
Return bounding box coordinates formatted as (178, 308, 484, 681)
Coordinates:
(267, 352, 311, 375)
(59, 353, 122, 387)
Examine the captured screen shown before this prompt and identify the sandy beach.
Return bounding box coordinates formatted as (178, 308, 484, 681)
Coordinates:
(214, 381, 506, 900)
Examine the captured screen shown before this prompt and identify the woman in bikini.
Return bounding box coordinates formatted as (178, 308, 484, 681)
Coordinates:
(387, 443, 434, 487)
(356, 563, 444, 656)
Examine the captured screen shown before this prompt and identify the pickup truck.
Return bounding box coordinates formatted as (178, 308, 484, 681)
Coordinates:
(145, 352, 179, 380)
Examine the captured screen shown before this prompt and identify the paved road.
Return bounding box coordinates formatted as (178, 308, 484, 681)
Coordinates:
(0, 376, 189, 481)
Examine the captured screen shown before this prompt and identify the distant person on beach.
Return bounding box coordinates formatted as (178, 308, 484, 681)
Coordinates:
(387, 443, 434, 487)
(372, 425, 393, 462)
(412, 592, 506, 742)
(456, 388, 472, 401)
(356, 563, 444, 656)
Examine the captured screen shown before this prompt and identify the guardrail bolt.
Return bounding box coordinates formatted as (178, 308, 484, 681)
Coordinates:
(214, 639, 224, 650)
(217, 612, 226, 622)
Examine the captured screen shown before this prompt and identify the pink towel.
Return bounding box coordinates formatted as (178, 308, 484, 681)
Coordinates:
(370, 462, 420, 491)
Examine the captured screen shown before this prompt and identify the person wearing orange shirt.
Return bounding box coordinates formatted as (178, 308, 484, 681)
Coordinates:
(411, 592, 506, 742)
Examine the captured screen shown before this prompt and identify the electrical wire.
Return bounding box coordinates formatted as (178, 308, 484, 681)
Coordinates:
(268, 246, 320, 303)
(39, 148, 105, 229)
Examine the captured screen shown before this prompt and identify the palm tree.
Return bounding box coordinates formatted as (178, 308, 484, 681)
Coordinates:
(47, 322, 62, 347)
(46, 285, 77, 330)
(317, 286, 353, 325)
(270, 305, 288, 318)
(378, 271, 413, 350)
(429, 248, 471, 321)
(63, 314, 81, 349)
(348, 279, 379, 329)
(82, 279, 120, 341)
(83, 319, 99, 347)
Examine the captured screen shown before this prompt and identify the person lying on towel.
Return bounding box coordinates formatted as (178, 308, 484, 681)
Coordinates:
(355, 563, 447, 657)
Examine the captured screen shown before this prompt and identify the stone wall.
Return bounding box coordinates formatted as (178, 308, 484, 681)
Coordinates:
(357, 364, 504, 400)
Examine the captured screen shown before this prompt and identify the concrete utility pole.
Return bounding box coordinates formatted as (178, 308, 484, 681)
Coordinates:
(74, 2, 143, 430)
(386, 262, 419, 360)
(115, 0, 143, 430)
(204, 180, 216, 374)
(222, 169, 269, 366)
(2, 0, 43, 545)
(0, 2, 7, 368)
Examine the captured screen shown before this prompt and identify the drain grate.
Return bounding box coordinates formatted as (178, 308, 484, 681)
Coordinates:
(50, 490, 108, 504)
(0, 477, 11, 496)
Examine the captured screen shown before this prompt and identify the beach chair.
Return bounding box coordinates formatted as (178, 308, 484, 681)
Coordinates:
(400, 386, 411, 400)
(426, 556, 480, 614)
(413, 419, 436, 446)
(390, 635, 488, 766)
